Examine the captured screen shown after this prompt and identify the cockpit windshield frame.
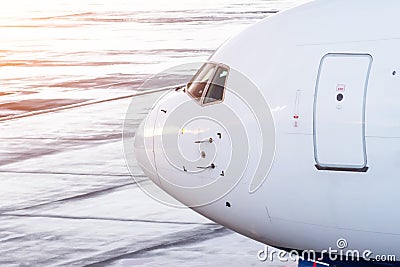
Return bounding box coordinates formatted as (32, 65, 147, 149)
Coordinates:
(186, 62, 229, 106)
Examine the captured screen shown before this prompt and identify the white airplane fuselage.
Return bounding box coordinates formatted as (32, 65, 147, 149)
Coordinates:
(134, 0, 400, 263)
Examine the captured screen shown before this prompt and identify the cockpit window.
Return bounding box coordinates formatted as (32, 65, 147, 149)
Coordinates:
(187, 63, 217, 101)
(203, 66, 228, 104)
(186, 62, 229, 105)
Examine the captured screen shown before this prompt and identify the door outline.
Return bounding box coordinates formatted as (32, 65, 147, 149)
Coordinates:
(313, 53, 372, 172)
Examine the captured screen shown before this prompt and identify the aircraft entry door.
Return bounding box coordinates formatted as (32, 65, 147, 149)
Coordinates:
(313, 53, 372, 171)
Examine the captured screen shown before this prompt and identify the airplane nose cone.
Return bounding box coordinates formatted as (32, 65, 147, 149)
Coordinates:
(131, 66, 276, 208)
(134, 119, 159, 187)
(133, 113, 187, 207)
